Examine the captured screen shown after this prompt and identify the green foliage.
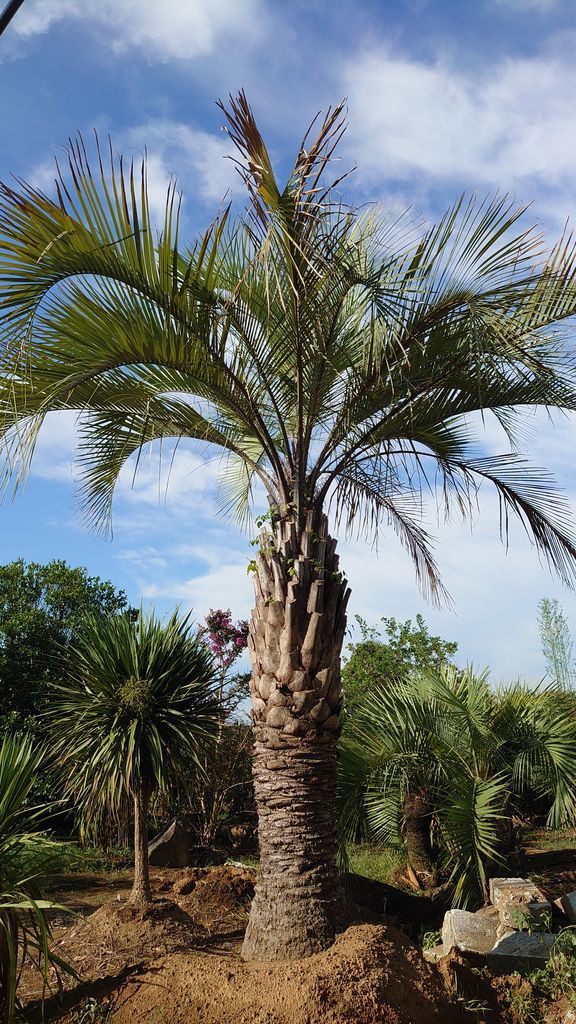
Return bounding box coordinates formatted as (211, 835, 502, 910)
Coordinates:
(0, 734, 73, 1023)
(339, 667, 576, 906)
(47, 608, 220, 836)
(342, 614, 457, 714)
(422, 929, 442, 951)
(0, 559, 133, 730)
(72, 998, 113, 1023)
(538, 597, 575, 690)
(529, 928, 576, 1006)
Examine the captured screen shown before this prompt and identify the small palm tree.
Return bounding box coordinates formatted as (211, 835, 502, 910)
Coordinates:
(0, 734, 68, 1023)
(49, 609, 219, 905)
(3, 94, 576, 956)
(340, 667, 576, 905)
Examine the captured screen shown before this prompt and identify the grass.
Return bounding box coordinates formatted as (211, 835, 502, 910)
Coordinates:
(521, 826, 576, 851)
(42, 843, 132, 892)
(345, 843, 406, 886)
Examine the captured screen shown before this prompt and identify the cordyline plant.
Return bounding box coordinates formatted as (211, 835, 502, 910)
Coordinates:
(47, 609, 219, 905)
(2, 93, 576, 958)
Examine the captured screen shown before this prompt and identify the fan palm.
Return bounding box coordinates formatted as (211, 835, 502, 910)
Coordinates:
(48, 609, 219, 905)
(2, 93, 576, 956)
(339, 668, 576, 906)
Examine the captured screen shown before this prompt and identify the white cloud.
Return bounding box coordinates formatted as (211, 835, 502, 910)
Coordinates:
(343, 44, 576, 223)
(30, 120, 238, 229)
(124, 122, 238, 218)
(14, 0, 267, 62)
(492, 0, 560, 11)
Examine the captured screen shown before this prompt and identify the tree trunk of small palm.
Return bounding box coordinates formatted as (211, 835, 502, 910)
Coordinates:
(404, 792, 436, 888)
(129, 783, 152, 905)
(241, 511, 349, 961)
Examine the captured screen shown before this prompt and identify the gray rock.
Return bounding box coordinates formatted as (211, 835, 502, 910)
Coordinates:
(423, 943, 445, 964)
(555, 891, 576, 923)
(486, 930, 555, 973)
(148, 815, 190, 867)
(442, 909, 500, 954)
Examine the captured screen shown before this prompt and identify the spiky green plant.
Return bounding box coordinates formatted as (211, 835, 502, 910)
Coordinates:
(339, 668, 576, 905)
(3, 93, 576, 956)
(48, 609, 219, 904)
(0, 734, 70, 1023)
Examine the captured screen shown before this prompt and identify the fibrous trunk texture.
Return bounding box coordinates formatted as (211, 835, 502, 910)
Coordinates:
(242, 510, 350, 961)
(129, 784, 152, 905)
(404, 792, 436, 889)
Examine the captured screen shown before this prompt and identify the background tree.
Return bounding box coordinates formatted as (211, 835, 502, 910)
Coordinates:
(342, 614, 457, 715)
(538, 596, 574, 690)
(49, 609, 219, 905)
(3, 95, 576, 958)
(0, 559, 134, 731)
(186, 608, 253, 847)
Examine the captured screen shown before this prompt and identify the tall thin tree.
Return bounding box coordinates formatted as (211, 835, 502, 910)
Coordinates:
(2, 94, 576, 957)
(538, 597, 575, 690)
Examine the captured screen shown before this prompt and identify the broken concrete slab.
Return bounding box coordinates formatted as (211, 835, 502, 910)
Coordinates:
(488, 877, 551, 929)
(486, 930, 555, 973)
(499, 895, 552, 931)
(442, 909, 500, 954)
(489, 877, 546, 911)
(555, 891, 576, 924)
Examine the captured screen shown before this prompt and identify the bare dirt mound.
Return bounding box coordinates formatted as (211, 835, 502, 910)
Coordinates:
(53, 899, 205, 983)
(171, 864, 255, 934)
(109, 923, 468, 1024)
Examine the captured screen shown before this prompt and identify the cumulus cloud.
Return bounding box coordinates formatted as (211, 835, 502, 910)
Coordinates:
(342, 43, 576, 223)
(13, 0, 268, 62)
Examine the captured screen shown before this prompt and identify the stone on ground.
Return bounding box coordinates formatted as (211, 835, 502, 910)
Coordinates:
(554, 890, 576, 923)
(148, 815, 190, 867)
(442, 909, 500, 954)
(486, 930, 555, 972)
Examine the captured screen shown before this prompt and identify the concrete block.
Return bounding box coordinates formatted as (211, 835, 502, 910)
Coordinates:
(489, 877, 550, 928)
(555, 891, 576, 923)
(442, 909, 500, 954)
(487, 930, 555, 973)
(489, 877, 545, 908)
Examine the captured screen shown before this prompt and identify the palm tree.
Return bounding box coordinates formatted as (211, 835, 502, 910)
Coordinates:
(48, 609, 219, 905)
(2, 93, 576, 956)
(339, 668, 576, 905)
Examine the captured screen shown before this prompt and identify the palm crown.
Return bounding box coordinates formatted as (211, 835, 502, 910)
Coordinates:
(1, 93, 576, 600)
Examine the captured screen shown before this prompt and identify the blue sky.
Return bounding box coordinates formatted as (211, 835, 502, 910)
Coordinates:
(1, 0, 576, 680)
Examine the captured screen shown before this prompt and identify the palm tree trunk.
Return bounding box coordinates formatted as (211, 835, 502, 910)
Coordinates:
(242, 511, 350, 961)
(129, 783, 152, 905)
(404, 792, 436, 888)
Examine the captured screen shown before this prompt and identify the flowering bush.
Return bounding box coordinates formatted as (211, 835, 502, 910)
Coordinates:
(204, 608, 249, 672)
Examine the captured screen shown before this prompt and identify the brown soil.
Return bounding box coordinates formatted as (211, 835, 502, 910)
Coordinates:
(107, 923, 468, 1024)
(171, 863, 255, 934)
(51, 899, 206, 983)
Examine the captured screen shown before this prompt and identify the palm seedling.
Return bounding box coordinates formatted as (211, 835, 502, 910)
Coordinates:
(48, 609, 219, 904)
(2, 93, 576, 955)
